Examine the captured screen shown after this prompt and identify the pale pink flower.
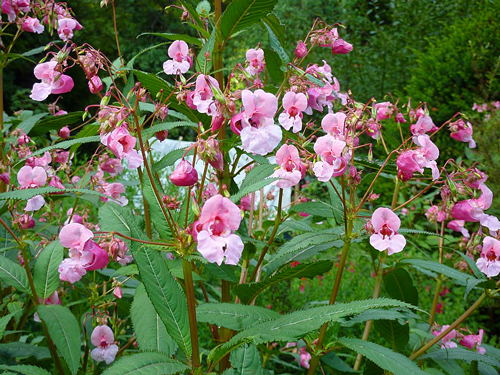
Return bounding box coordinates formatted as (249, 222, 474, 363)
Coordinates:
(59, 223, 93, 252)
(449, 119, 476, 148)
(306, 60, 333, 83)
(163, 40, 190, 75)
(432, 325, 458, 349)
(55, 150, 70, 164)
(476, 236, 500, 278)
(272, 144, 305, 189)
(88, 76, 103, 94)
(100, 158, 123, 176)
(447, 220, 470, 238)
(194, 194, 244, 265)
(22, 17, 44, 33)
(91, 325, 119, 364)
(278, 91, 307, 133)
(460, 329, 486, 354)
(58, 257, 89, 283)
(169, 159, 198, 186)
(35, 151, 52, 169)
(369, 207, 406, 255)
(103, 183, 128, 206)
(2, 0, 30, 21)
(410, 115, 437, 135)
(245, 48, 265, 76)
(101, 126, 143, 169)
(240, 89, 281, 155)
(192, 74, 219, 114)
(397, 135, 440, 181)
(30, 61, 74, 101)
(313, 136, 348, 181)
(321, 112, 347, 137)
(17, 166, 47, 188)
(425, 205, 445, 223)
(299, 346, 311, 369)
(374, 102, 392, 121)
(464, 168, 487, 189)
(25, 195, 46, 211)
(57, 18, 81, 41)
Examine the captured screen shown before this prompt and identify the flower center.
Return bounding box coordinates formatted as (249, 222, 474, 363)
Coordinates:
(379, 224, 394, 239)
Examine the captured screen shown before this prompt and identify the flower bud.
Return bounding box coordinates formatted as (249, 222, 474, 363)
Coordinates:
(295, 40, 308, 58)
(155, 130, 168, 142)
(88, 76, 103, 94)
(59, 126, 71, 139)
(169, 159, 198, 186)
(211, 111, 224, 133)
(113, 286, 123, 299)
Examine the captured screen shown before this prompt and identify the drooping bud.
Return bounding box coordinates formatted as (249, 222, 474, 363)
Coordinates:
(59, 126, 71, 139)
(211, 111, 224, 133)
(155, 130, 168, 142)
(169, 159, 198, 186)
(295, 40, 308, 59)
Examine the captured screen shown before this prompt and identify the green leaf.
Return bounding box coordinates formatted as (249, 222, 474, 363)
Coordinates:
(220, 0, 279, 41)
(230, 177, 278, 204)
(240, 164, 275, 190)
(0, 365, 52, 375)
(208, 298, 415, 367)
(421, 348, 500, 367)
(457, 252, 486, 280)
(17, 113, 48, 134)
(321, 352, 356, 373)
(374, 320, 410, 352)
(0, 187, 118, 203)
(98, 202, 137, 237)
(23, 136, 100, 159)
(196, 28, 216, 72)
(338, 337, 426, 375)
(137, 32, 202, 46)
(141, 175, 171, 240)
(383, 268, 419, 305)
(402, 259, 474, 286)
(131, 284, 177, 355)
(141, 121, 197, 138)
(236, 260, 333, 304)
(102, 352, 188, 375)
(203, 262, 238, 283)
(197, 303, 280, 331)
(289, 201, 338, 218)
(342, 308, 411, 327)
(230, 344, 262, 373)
(132, 243, 191, 357)
(0, 313, 14, 340)
(29, 112, 84, 136)
(0, 255, 30, 294)
(0, 342, 50, 360)
(152, 147, 194, 173)
(262, 13, 286, 51)
(34, 241, 63, 300)
(37, 305, 81, 375)
(263, 48, 284, 82)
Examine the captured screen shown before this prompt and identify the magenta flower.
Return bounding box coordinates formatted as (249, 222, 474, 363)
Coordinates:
(194, 194, 243, 265)
(59, 223, 94, 252)
(90, 325, 119, 364)
(449, 119, 476, 148)
(82, 240, 109, 271)
(447, 220, 470, 238)
(313, 136, 348, 181)
(59, 126, 71, 139)
(30, 62, 74, 102)
(22, 17, 44, 34)
(432, 325, 458, 349)
(192, 74, 219, 114)
(278, 91, 307, 133)
(57, 18, 82, 41)
(460, 329, 486, 354)
(240, 89, 281, 155)
(374, 102, 392, 121)
(2, 0, 30, 21)
(100, 158, 123, 176)
(101, 126, 143, 169)
(295, 41, 308, 58)
(369, 207, 406, 255)
(299, 346, 311, 368)
(163, 40, 190, 75)
(17, 166, 47, 188)
(476, 236, 500, 278)
(272, 144, 305, 189)
(88, 76, 103, 94)
(245, 48, 265, 76)
(331, 39, 353, 54)
(396, 135, 440, 181)
(410, 115, 438, 135)
(169, 159, 198, 187)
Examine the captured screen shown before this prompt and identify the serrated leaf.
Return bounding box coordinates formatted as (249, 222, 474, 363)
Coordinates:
(138, 32, 202, 46)
(37, 305, 81, 375)
(263, 48, 284, 82)
(203, 262, 239, 283)
(230, 177, 279, 203)
(102, 352, 188, 375)
(402, 259, 473, 286)
(0, 255, 30, 294)
(0, 313, 14, 340)
(236, 260, 333, 304)
(29, 112, 84, 136)
(196, 28, 216, 72)
(240, 164, 275, 190)
(34, 240, 63, 300)
(230, 344, 262, 374)
(338, 337, 426, 375)
(131, 284, 177, 355)
(0, 187, 118, 203)
(152, 147, 194, 173)
(289, 201, 339, 218)
(17, 113, 48, 134)
(197, 303, 280, 331)
(98, 202, 138, 237)
(0, 342, 50, 360)
(421, 348, 500, 367)
(220, 0, 279, 41)
(0, 365, 52, 375)
(141, 174, 171, 240)
(383, 267, 419, 305)
(23, 136, 99, 160)
(321, 352, 356, 373)
(262, 14, 288, 62)
(342, 308, 410, 327)
(374, 320, 410, 352)
(457, 251, 486, 280)
(142, 121, 197, 138)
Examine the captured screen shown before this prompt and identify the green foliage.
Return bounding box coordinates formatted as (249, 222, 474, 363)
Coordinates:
(229, 344, 263, 374)
(0, 365, 52, 375)
(0, 255, 30, 294)
(383, 267, 419, 305)
(374, 319, 410, 352)
(421, 348, 500, 368)
(102, 352, 188, 375)
(33, 241, 63, 300)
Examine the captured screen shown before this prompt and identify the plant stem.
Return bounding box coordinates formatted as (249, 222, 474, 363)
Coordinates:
(219, 279, 231, 373)
(182, 259, 201, 369)
(307, 218, 353, 375)
(111, 0, 124, 67)
(428, 276, 443, 327)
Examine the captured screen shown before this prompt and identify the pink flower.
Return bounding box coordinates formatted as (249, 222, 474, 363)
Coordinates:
(396, 135, 440, 181)
(19, 214, 35, 229)
(449, 119, 476, 148)
(88, 76, 103, 94)
(464, 168, 487, 189)
(58, 257, 89, 283)
(369, 207, 406, 255)
(313, 136, 348, 181)
(22, 17, 44, 34)
(30, 62, 74, 101)
(55, 150, 70, 164)
(25, 195, 46, 212)
(278, 91, 307, 133)
(447, 220, 470, 238)
(331, 39, 353, 54)
(59, 126, 70, 139)
(83, 240, 109, 271)
(192, 74, 219, 114)
(432, 325, 458, 349)
(57, 18, 81, 41)
(374, 102, 392, 121)
(101, 126, 143, 169)
(410, 115, 438, 135)
(240, 194, 253, 211)
(240, 89, 281, 155)
(17, 166, 47, 188)
(2, 0, 30, 21)
(305, 84, 334, 114)
(476, 236, 500, 278)
(460, 329, 486, 354)
(395, 113, 406, 123)
(272, 144, 305, 189)
(163, 40, 190, 75)
(103, 182, 128, 206)
(90, 325, 119, 364)
(425, 205, 445, 223)
(295, 41, 308, 58)
(113, 286, 122, 299)
(59, 223, 93, 252)
(321, 112, 347, 137)
(245, 48, 265, 76)
(169, 159, 198, 186)
(100, 158, 123, 176)
(194, 194, 244, 265)
(299, 346, 311, 368)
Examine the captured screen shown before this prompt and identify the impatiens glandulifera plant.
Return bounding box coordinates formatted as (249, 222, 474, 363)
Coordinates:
(0, 0, 500, 374)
